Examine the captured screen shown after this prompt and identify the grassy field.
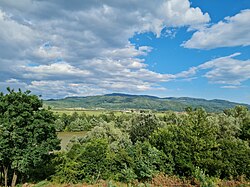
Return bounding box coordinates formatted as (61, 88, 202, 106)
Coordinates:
(51, 108, 167, 117)
(52, 108, 124, 116)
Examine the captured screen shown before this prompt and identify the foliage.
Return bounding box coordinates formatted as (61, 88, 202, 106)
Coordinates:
(129, 112, 163, 143)
(1, 88, 250, 186)
(0, 88, 60, 186)
(194, 167, 216, 187)
(150, 108, 250, 179)
(52, 106, 250, 184)
(54, 138, 109, 183)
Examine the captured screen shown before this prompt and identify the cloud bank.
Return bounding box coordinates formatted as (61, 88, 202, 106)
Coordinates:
(0, 0, 210, 98)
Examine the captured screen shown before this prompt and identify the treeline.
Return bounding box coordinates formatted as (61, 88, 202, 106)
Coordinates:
(52, 106, 250, 185)
(54, 111, 123, 132)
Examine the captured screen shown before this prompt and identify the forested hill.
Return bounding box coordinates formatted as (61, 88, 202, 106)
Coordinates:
(44, 93, 250, 112)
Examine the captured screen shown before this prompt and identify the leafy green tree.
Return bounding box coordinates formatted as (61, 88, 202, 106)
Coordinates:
(150, 108, 250, 179)
(60, 113, 71, 129)
(216, 137, 250, 178)
(132, 141, 167, 181)
(70, 112, 79, 122)
(52, 106, 250, 184)
(162, 111, 185, 126)
(150, 109, 220, 177)
(52, 151, 83, 184)
(99, 112, 116, 123)
(129, 113, 163, 143)
(106, 141, 167, 182)
(81, 121, 132, 151)
(54, 138, 109, 183)
(224, 106, 250, 143)
(54, 118, 65, 131)
(66, 118, 89, 131)
(240, 113, 250, 143)
(0, 88, 60, 186)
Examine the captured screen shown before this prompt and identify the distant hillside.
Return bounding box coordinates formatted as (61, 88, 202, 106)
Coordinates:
(44, 93, 250, 112)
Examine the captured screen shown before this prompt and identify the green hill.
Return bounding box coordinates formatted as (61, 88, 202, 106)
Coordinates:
(44, 93, 250, 112)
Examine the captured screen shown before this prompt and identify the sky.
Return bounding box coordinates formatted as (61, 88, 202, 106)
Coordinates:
(0, 0, 250, 104)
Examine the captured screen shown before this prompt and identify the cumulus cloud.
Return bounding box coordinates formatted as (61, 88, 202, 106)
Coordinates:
(22, 62, 92, 80)
(0, 0, 210, 98)
(183, 9, 250, 49)
(176, 53, 250, 86)
(26, 81, 108, 99)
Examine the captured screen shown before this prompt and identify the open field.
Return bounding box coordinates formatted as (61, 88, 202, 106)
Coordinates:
(52, 108, 124, 116)
(51, 108, 167, 117)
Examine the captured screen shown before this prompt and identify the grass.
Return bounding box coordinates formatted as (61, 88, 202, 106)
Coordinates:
(51, 108, 170, 117)
(51, 108, 123, 116)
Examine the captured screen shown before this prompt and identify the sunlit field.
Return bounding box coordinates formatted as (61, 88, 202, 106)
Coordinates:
(52, 108, 123, 116)
(51, 108, 167, 117)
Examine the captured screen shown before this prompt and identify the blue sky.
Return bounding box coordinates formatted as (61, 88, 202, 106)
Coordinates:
(0, 0, 250, 104)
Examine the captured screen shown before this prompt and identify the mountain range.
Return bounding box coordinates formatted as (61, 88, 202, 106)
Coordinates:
(44, 93, 250, 112)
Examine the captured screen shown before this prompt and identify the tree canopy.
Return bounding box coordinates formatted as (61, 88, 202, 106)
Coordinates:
(0, 88, 60, 187)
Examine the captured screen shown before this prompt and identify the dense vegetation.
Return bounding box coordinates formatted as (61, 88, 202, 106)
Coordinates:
(1, 89, 250, 186)
(44, 93, 250, 112)
(52, 107, 250, 185)
(0, 89, 60, 187)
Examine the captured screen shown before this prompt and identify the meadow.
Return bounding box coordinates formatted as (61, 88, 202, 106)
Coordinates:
(52, 108, 167, 117)
(52, 108, 124, 116)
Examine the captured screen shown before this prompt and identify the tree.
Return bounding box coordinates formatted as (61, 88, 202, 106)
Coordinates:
(224, 106, 250, 143)
(0, 88, 60, 186)
(81, 121, 132, 151)
(67, 118, 89, 131)
(54, 138, 109, 183)
(129, 112, 163, 143)
(150, 108, 250, 179)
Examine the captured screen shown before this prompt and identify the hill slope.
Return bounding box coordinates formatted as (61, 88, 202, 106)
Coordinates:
(44, 93, 250, 112)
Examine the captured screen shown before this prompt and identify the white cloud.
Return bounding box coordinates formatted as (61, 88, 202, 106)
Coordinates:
(175, 67, 197, 78)
(6, 78, 19, 83)
(19, 57, 174, 94)
(176, 53, 250, 86)
(27, 80, 107, 99)
(158, 0, 210, 28)
(183, 9, 250, 49)
(22, 62, 92, 79)
(34, 42, 64, 59)
(0, 0, 210, 98)
(0, 9, 38, 59)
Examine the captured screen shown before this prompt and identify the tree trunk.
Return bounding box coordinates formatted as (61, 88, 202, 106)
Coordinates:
(3, 166, 8, 187)
(0, 166, 2, 187)
(11, 171, 17, 187)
